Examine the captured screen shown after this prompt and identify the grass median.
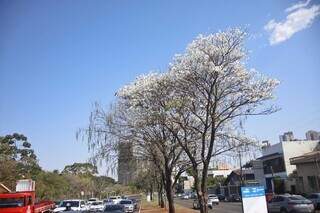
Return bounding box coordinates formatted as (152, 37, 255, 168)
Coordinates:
(140, 196, 197, 213)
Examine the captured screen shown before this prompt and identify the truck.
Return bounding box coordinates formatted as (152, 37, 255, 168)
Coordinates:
(0, 179, 55, 213)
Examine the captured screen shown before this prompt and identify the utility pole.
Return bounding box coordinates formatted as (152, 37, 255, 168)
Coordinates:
(239, 149, 244, 213)
(239, 150, 243, 186)
(270, 166, 275, 194)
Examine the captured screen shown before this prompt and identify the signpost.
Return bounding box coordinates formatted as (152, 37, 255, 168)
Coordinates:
(241, 186, 268, 213)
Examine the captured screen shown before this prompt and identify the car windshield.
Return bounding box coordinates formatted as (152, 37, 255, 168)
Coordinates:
(119, 200, 132, 204)
(0, 197, 25, 208)
(60, 201, 80, 207)
(289, 195, 307, 200)
(92, 201, 103, 205)
(104, 204, 123, 210)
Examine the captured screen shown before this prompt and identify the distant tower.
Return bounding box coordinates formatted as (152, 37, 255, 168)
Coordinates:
(117, 142, 137, 185)
(279, 131, 294, 142)
(306, 130, 320, 141)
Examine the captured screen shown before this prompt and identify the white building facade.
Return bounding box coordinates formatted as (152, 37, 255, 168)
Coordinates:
(253, 139, 319, 193)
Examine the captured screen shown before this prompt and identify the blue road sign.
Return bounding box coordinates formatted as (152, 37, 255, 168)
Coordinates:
(241, 186, 265, 198)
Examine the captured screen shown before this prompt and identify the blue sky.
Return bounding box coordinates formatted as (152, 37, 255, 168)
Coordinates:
(0, 0, 319, 174)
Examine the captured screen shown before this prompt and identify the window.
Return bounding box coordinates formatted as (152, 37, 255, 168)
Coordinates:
(307, 176, 319, 191)
(272, 196, 284, 202)
(297, 176, 304, 192)
(263, 157, 286, 174)
(271, 196, 278, 202)
(289, 195, 307, 201)
(308, 194, 317, 199)
(60, 201, 80, 207)
(0, 198, 25, 208)
(119, 200, 132, 204)
(26, 196, 32, 205)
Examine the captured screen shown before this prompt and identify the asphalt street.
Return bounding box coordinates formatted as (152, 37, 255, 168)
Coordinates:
(175, 199, 243, 213)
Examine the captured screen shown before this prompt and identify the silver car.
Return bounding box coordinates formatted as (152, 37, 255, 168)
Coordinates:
(119, 200, 134, 213)
(267, 194, 314, 213)
(208, 194, 219, 209)
(306, 193, 320, 210)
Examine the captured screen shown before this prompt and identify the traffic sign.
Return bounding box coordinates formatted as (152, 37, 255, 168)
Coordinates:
(241, 186, 268, 213)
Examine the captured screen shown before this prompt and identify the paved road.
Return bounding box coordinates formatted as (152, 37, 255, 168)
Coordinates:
(175, 199, 242, 213)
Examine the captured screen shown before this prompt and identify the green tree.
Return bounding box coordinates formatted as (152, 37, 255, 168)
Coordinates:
(207, 176, 226, 187)
(62, 163, 98, 176)
(0, 133, 41, 189)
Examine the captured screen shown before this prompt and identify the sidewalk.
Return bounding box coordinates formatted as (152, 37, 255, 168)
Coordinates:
(140, 200, 197, 213)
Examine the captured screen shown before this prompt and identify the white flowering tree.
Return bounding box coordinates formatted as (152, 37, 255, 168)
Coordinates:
(117, 73, 190, 213)
(163, 28, 279, 213)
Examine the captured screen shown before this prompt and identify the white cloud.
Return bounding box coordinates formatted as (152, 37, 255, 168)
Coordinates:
(285, 0, 311, 13)
(264, 1, 320, 45)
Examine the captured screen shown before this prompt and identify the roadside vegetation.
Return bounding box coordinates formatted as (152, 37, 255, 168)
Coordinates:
(0, 133, 124, 200)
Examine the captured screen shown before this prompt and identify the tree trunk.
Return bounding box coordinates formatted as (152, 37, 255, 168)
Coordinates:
(164, 171, 175, 213)
(165, 184, 175, 213)
(200, 162, 209, 213)
(158, 188, 161, 207)
(159, 182, 165, 208)
(192, 163, 209, 213)
(150, 185, 153, 201)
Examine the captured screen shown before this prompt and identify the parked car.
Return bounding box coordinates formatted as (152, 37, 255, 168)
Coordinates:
(193, 195, 219, 210)
(177, 193, 184, 198)
(53, 199, 88, 212)
(208, 194, 219, 208)
(54, 201, 61, 208)
(190, 192, 197, 199)
(192, 199, 200, 209)
(182, 193, 191, 199)
(103, 204, 125, 213)
(89, 200, 105, 212)
(109, 196, 122, 204)
(307, 193, 320, 210)
(130, 198, 138, 210)
(227, 194, 241, 202)
(104, 199, 114, 205)
(217, 194, 225, 201)
(267, 194, 314, 213)
(119, 199, 134, 213)
(88, 197, 99, 205)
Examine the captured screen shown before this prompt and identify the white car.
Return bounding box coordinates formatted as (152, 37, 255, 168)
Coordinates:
(89, 200, 105, 212)
(182, 193, 190, 199)
(53, 199, 88, 212)
(208, 194, 219, 208)
(87, 197, 99, 205)
(109, 196, 122, 204)
(192, 195, 219, 209)
(119, 199, 134, 213)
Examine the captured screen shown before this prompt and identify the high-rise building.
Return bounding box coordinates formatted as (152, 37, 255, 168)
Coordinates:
(306, 130, 320, 141)
(279, 131, 294, 142)
(117, 142, 137, 185)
